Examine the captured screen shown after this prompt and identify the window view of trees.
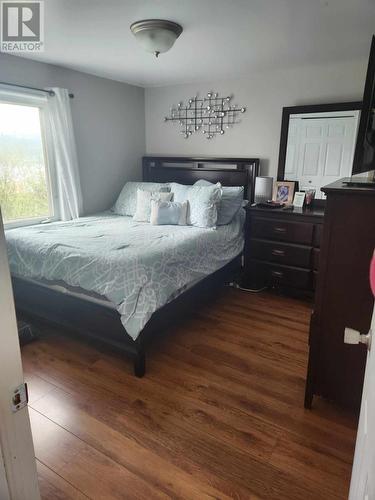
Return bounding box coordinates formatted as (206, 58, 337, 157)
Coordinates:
(0, 102, 51, 224)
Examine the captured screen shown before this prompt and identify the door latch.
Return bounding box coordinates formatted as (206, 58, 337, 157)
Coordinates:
(11, 383, 28, 412)
(344, 328, 372, 351)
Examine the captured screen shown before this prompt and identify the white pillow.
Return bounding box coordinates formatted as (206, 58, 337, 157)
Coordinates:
(133, 190, 173, 222)
(194, 179, 244, 225)
(169, 182, 191, 203)
(186, 183, 222, 228)
(113, 181, 170, 216)
(169, 182, 222, 228)
(150, 200, 188, 226)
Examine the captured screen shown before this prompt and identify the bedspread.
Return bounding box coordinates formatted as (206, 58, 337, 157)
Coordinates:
(6, 211, 244, 340)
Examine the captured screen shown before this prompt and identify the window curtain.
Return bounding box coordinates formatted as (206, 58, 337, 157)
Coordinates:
(47, 88, 83, 221)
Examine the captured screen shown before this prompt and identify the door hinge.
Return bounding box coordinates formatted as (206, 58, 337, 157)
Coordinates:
(11, 383, 28, 412)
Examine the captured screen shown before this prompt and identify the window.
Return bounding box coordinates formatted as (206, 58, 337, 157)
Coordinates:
(0, 96, 57, 227)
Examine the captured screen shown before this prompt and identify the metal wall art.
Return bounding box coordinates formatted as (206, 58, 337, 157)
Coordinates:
(164, 92, 246, 139)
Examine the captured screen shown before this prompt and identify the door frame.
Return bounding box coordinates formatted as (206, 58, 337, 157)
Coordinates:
(0, 212, 40, 499)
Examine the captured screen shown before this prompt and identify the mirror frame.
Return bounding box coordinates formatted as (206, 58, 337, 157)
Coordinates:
(277, 101, 363, 185)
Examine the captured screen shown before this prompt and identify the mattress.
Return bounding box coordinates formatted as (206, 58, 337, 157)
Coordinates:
(6, 211, 245, 340)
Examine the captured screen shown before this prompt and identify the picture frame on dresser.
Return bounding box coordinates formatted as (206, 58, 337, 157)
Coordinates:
(272, 180, 296, 205)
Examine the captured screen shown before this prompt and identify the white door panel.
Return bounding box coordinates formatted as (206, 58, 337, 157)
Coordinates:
(301, 142, 321, 176)
(285, 111, 359, 198)
(324, 143, 343, 176)
(0, 213, 40, 499)
(284, 118, 300, 179)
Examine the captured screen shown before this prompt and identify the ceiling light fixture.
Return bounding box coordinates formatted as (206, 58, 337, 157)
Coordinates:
(130, 19, 183, 58)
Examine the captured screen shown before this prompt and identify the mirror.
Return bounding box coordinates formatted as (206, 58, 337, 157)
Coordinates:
(277, 102, 362, 199)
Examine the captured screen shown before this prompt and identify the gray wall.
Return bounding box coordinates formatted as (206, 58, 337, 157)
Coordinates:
(1, 54, 368, 211)
(0, 53, 145, 215)
(145, 59, 367, 179)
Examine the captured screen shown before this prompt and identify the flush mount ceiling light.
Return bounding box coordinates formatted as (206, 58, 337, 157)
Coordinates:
(130, 19, 183, 58)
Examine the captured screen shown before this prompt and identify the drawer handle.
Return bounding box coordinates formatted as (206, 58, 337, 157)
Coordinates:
(273, 226, 287, 234)
(271, 249, 285, 257)
(271, 270, 284, 278)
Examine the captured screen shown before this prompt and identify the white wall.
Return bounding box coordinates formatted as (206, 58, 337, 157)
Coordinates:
(0, 53, 145, 215)
(145, 59, 367, 178)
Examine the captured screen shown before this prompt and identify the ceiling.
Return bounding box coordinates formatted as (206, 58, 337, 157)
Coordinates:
(18, 0, 375, 87)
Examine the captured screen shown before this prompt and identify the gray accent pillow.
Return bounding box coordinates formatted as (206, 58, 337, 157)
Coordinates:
(113, 181, 170, 216)
(133, 190, 173, 222)
(194, 179, 244, 225)
(150, 200, 188, 225)
(170, 182, 222, 228)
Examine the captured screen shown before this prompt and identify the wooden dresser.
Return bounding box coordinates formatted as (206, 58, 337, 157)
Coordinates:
(305, 180, 375, 410)
(243, 206, 325, 295)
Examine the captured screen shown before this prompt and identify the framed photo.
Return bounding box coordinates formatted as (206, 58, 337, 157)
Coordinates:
(304, 188, 316, 206)
(272, 181, 296, 205)
(293, 191, 305, 208)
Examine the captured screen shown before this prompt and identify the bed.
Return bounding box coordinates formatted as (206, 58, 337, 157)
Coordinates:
(8, 156, 259, 376)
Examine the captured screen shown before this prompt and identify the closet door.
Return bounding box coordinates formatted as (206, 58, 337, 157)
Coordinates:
(296, 115, 358, 198)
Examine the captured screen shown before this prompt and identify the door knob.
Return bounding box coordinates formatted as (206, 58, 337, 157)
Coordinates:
(344, 327, 372, 350)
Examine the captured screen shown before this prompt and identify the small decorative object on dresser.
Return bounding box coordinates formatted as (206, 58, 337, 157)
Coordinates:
(254, 176, 273, 204)
(243, 204, 324, 295)
(304, 188, 316, 206)
(293, 191, 305, 208)
(272, 181, 296, 205)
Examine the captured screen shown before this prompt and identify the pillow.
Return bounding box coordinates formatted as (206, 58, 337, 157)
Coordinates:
(133, 190, 173, 222)
(150, 200, 188, 226)
(169, 182, 191, 204)
(187, 183, 222, 228)
(113, 181, 170, 216)
(194, 179, 244, 225)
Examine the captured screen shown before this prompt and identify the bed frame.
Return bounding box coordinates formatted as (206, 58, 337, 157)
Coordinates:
(12, 156, 260, 377)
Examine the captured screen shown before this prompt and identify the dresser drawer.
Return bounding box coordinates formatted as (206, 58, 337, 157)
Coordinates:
(248, 260, 311, 290)
(250, 239, 312, 268)
(252, 217, 314, 245)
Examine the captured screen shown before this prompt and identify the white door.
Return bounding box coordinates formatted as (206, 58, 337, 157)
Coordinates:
(0, 212, 40, 499)
(0, 449, 10, 500)
(284, 111, 360, 198)
(347, 303, 375, 499)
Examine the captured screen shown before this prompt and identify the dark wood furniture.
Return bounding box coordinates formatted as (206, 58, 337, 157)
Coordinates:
(243, 206, 324, 295)
(305, 180, 375, 410)
(12, 156, 259, 378)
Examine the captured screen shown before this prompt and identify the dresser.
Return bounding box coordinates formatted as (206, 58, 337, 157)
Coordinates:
(243, 206, 325, 295)
(305, 180, 375, 410)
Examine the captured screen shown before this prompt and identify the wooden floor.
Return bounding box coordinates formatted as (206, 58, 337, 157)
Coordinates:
(21, 290, 358, 500)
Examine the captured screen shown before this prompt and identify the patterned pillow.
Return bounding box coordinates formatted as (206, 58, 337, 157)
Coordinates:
(169, 182, 222, 228)
(150, 200, 188, 225)
(194, 179, 244, 225)
(187, 183, 222, 228)
(133, 190, 173, 222)
(113, 182, 170, 216)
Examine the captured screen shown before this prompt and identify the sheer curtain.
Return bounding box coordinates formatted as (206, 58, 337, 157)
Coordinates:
(47, 88, 83, 220)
